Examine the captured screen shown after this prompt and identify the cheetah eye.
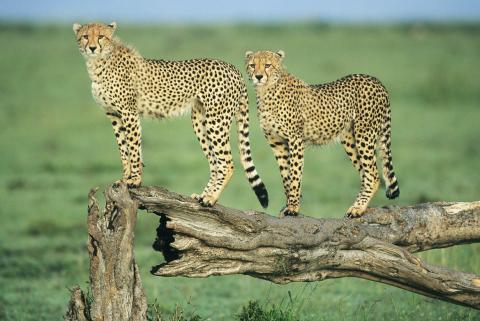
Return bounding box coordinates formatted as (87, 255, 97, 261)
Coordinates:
(82, 35, 88, 40)
(265, 64, 271, 68)
(98, 35, 105, 39)
(249, 64, 255, 68)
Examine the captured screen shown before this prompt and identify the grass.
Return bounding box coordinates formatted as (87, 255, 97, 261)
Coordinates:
(0, 22, 480, 320)
(148, 299, 204, 321)
(236, 300, 298, 321)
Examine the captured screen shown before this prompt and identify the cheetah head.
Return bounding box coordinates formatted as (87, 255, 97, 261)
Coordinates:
(245, 50, 285, 87)
(73, 22, 117, 58)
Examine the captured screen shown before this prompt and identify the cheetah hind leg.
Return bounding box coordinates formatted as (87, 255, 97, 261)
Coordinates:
(341, 129, 367, 217)
(190, 104, 218, 204)
(346, 129, 380, 218)
(199, 112, 235, 207)
(380, 123, 400, 199)
(340, 129, 362, 174)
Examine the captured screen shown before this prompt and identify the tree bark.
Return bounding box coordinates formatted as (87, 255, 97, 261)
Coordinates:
(65, 286, 88, 321)
(130, 186, 480, 310)
(65, 185, 147, 321)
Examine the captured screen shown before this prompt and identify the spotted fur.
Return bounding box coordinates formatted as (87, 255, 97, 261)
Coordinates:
(73, 22, 268, 208)
(245, 50, 399, 217)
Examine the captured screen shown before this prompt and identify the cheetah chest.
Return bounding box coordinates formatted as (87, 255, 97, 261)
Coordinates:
(258, 107, 291, 139)
(91, 82, 108, 107)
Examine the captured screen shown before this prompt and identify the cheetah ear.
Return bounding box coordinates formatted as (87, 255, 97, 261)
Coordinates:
(73, 23, 82, 34)
(108, 22, 117, 32)
(245, 51, 254, 59)
(276, 50, 285, 59)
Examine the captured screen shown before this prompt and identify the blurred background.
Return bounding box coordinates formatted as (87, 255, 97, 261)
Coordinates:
(1, 1, 479, 320)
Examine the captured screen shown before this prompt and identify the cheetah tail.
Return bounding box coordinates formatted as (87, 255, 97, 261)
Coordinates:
(380, 113, 400, 200)
(236, 93, 269, 208)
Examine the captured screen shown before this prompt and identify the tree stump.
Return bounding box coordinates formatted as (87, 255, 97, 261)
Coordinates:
(65, 185, 147, 321)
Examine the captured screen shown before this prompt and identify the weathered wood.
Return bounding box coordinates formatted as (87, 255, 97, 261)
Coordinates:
(130, 186, 480, 310)
(65, 185, 147, 321)
(65, 286, 88, 321)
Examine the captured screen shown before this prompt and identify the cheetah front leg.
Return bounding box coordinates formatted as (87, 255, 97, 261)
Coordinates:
(107, 113, 131, 186)
(264, 132, 291, 208)
(280, 137, 305, 217)
(121, 110, 143, 187)
(107, 111, 143, 188)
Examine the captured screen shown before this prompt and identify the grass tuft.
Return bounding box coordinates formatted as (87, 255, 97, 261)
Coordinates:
(236, 300, 299, 321)
(148, 299, 204, 321)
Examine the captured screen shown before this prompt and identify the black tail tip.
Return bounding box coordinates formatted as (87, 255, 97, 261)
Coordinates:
(386, 185, 400, 199)
(253, 182, 269, 209)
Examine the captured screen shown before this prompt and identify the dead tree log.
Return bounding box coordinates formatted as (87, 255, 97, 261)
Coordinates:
(65, 185, 147, 321)
(65, 286, 89, 321)
(130, 186, 480, 310)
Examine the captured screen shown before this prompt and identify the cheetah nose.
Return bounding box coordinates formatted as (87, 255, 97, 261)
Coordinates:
(89, 46, 97, 52)
(255, 75, 263, 81)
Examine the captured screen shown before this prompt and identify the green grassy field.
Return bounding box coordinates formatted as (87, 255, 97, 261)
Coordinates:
(0, 22, 479, 321)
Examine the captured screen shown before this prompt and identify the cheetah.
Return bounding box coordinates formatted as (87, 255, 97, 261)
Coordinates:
(73, 22, 268, 208)
(245, 50, 399, 217)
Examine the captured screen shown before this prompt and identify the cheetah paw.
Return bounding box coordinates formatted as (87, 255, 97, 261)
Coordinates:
(279, 206, 299, 218)
(346, 205, 366, 218)
(190, 193, 202, 200)
(113, 177, 141, 189)
(190, 193, 209, 206)
(127, 183, 141, 189)
(198, 194, 217, 207)
(112, 179, 126, 188)
(126, 179, 141, 189)
(113, 177, 141, 188)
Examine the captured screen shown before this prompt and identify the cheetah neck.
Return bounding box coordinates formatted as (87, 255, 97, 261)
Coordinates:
(254, 72, 292, 109)
(84, 40, 140, 82)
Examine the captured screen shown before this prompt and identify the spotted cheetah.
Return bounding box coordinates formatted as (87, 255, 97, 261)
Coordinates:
(245, 50, 399, 217)
(73, 22, 268, 208)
